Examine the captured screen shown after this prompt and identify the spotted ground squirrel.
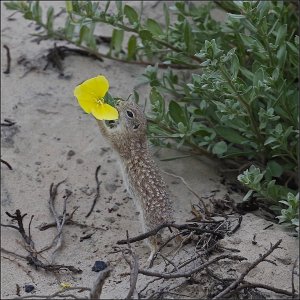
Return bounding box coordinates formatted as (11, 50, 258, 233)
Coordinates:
(96, 100, 174, 262)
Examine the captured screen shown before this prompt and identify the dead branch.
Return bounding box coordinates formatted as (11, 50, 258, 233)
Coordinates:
(86, 165, 102, 218)
(1, 158, 13, 170)
(89, 267, 112, 299)
(38, 207, 78, 231)
(3, 44, 11, 74)
(121, 231, 140, 299)
(138, 254, 246, 279)
(212, 239, 283, 299)
(1, 255, 35, 282)
(117, 222, 223, 245)
(229, 215, 243, 235)
(1, 118, 16, 126)
(3, 210, 34, 248)
(149, 231, 183, 268)
(223, 281, 297, 298)
(1, 247, 28, 260)
(47, 182, 71, 262)
(1, 209, 82, 274)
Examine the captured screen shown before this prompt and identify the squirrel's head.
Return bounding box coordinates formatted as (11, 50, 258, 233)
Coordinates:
(98, 100, 147, 148)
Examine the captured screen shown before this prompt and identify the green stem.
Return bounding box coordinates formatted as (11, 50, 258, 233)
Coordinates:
(219, 65, 264, 149)
(73, 12, 202, 63)
(147, 119, 214, 158)
(37, 22, 199, 70)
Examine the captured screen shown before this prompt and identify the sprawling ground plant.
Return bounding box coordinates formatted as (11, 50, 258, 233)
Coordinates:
(5, 1, 299, 232)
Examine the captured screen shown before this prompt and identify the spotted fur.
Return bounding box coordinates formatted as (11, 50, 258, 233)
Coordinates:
(96, 100, 173, 262)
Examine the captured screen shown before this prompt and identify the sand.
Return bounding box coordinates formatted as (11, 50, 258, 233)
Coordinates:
(1, 1, 299, 299)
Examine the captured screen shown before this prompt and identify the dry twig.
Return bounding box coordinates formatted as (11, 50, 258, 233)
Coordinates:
(117, 222, 223, 245)
(90, 267, 112, 299)
(212, 239, 283, 299)
(121, 231, 140, 299)
(3, 44, 11, 74)
(46, 181, 71, 262)
(138, 254, 246, 279)
(1, 158, 13, 170)
(86, 165, 102, 218)
(224, 281, 297, 298)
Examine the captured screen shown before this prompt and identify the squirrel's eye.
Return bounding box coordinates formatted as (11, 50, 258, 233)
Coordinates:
(126, 110, 134, 118)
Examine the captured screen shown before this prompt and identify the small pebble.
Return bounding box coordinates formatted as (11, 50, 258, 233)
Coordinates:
(24, 285, 35, 293)
(110, 205, 119, 212)
(123, 197, 131, 203)
(104, 217, 115, 223)
(76, 158, 83, 164)
(92, 261, 107, 272)
(67, 150, 76, 158)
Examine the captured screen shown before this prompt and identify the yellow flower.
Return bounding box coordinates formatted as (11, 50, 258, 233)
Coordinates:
(74, 75, 119, 120)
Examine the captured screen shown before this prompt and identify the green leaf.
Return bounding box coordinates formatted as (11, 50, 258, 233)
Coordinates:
(111, 29, 124, 54)
(275, 24, 287, 47)
(78, 25, 90, 45)
(115, 0, 123, 14)
(243, 189, 254, 201)
(65, 0, 73, 14)
(31, 1, 42, 22)
(127, 35, 137, 60)
(212, 141, 228, 156)
(253, 68, 265, 87)
(150, 88, 164, 116)
(239, 67, 254, 81)
(65, 16, 75, 39)
(276, 43, 287, 68)
(4, 2, 21, 10)
(266, 161, 283, 178)
(183, 19, 193, 53)
(104, 1, 111, 13)
(215, 126, 247, 144)
(139, 29, 153, 41)
(169, 101, 186, 125)
(46, 6, 54, 32)
(146, 18, 163, 36)
(103, 92, 116, 106)
(124, 4, 138, 25)
(230, 54, 239, 79)
(133, 89, 139, 103)
(163, 3, 170, 31)
(264, 136, 277, 145)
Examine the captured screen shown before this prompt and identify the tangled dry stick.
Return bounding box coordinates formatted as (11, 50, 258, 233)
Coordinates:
(117, 222, 223, 245)
(1, 182, 82, 274)
(116, 220, 297, 299)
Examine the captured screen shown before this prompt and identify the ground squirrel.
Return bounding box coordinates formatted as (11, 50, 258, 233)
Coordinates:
(96, 100, 173, 262)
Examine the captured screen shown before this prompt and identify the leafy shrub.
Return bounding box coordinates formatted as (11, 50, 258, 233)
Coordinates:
(5, 1, 299, 232)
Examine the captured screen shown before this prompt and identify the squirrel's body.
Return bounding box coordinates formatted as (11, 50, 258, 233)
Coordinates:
(97, 100, 173, 262)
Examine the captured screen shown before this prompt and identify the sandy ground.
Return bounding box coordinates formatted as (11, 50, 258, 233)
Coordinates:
(1, 1, 299, 299)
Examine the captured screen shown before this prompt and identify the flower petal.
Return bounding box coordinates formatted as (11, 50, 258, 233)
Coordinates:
(91, 103, 119, 120)
(74, 75, 109, 113)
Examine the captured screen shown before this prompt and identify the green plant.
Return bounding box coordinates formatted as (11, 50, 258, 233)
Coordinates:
(238, 165, 298, 232)
(5, 1, 299, 231)
(278, 192, 299, 233)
